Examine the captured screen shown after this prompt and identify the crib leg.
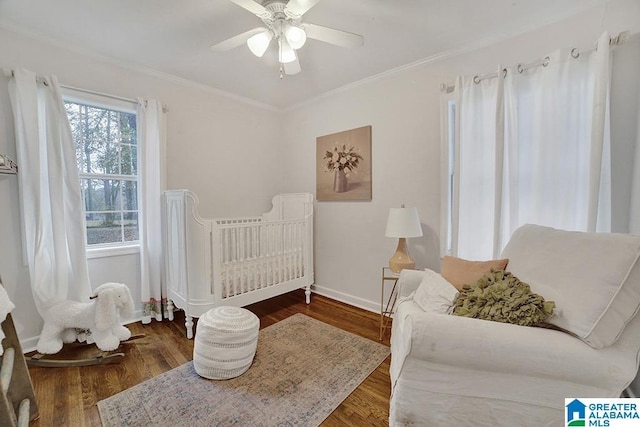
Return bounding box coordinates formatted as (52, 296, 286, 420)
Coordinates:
(305, 286, 311, 304)
(185, 315, 194, 339)
(167, 300, 175, 321)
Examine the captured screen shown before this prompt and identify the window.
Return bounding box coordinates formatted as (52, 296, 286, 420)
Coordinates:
(440, 94, 456, 256)
(444, 45, 611, 260)
(64, 96, 139, 247)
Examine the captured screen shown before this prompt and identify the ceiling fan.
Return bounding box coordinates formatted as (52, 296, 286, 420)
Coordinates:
(211, 0, 364, 78)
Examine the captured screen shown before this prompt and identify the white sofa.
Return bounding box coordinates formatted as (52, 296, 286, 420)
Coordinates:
(389, 224, 640, 426)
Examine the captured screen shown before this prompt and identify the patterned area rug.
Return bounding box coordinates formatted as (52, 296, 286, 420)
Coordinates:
(98, 313, 390, 427)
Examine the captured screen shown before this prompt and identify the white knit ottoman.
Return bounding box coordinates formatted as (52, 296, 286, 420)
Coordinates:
(193, 306, 259, 380)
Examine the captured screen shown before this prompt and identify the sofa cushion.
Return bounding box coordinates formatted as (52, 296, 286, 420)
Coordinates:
(451, 269, 555, 326)
(501, 224, 640, 348)
(414, 269, 458, 314)
(441, 255, 509, 290)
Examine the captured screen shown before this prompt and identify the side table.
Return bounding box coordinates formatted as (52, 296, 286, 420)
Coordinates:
(380, 267, 400, 340)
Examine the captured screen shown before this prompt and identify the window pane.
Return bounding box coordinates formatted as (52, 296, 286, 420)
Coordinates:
(121, 180, 138, 211)
(123, 212, 139, 242)
(80, 138, 119, 175)
(81, 179, 103, 211)
(118, 113, 137, 146)
(120, 144, 137, 175)
(82, 179, 122, 211)
(86, 213, 122, 245)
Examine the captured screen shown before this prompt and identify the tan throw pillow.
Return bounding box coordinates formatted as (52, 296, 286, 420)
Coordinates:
(441, 256, 509, 290)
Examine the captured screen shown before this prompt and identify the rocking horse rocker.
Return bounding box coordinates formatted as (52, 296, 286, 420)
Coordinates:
(26, 282, 144, 367)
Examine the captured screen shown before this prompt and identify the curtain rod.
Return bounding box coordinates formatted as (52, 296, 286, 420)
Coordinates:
(3, 68, 168, 112)
(439, 31, 631, 93)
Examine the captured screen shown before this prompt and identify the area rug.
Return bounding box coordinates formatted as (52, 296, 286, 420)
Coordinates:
(98, 313, 390, 427)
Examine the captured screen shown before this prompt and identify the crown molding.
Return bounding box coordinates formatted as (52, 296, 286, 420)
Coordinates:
(0, 20, 282, 113)
(283, 0, 608, 111)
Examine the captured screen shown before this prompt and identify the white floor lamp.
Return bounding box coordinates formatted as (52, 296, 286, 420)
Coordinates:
(385, 205, 423, 273)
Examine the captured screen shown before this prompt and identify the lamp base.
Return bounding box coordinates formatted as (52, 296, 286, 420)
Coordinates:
(389, 238, 415, 273)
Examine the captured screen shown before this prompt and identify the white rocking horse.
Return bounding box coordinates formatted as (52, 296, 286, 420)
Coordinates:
(27, 282, 144, 367)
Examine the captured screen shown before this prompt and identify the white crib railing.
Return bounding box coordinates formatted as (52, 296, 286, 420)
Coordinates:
(164, 190, 314, 338)
(215, 219, 307, 299)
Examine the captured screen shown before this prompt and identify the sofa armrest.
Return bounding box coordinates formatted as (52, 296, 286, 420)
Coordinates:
(403, 309, 635, 390)
(397, 269, 427, 299)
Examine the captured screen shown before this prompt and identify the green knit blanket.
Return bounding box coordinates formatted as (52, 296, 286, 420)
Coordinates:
(451, 269, 555, 326)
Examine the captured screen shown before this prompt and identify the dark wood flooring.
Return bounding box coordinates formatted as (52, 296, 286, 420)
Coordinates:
(25, 290, 392, 426)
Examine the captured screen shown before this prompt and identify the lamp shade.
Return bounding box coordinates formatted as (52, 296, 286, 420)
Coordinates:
(385, 207, 422, 238)
(247, 30, 273, 57)
(278, 38, 297, 63)
(284, 24, 307, 49)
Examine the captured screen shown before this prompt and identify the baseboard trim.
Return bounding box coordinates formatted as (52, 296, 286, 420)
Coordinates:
(311, 284, 379, 314)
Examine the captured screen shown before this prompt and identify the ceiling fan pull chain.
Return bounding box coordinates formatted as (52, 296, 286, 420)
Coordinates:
(279, 65, 284, 80)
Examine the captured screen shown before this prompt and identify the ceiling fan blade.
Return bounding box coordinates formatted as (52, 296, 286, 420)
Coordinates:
(228, 0, 271, 18)
(284, 0, 321, 18)
(302, 23, 364, 49)
(210, 27, 268, 51)
(284, 56, 301, 75)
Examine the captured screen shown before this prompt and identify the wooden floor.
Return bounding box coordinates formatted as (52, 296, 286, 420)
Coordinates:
(25, 290, 392, 426)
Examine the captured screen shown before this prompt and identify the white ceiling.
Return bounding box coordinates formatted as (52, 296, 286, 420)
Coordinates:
(0, 0, 609, 109)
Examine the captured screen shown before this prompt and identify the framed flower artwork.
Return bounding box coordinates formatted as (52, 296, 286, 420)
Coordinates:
(316, 125, 372, 201)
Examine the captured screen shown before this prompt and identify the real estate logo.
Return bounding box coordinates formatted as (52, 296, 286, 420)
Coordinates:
(566, 398, 640, 427)
(567, 399, 587, 426)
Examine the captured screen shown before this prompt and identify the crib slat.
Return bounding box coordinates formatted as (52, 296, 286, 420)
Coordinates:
(288, 223, 293, 281)
(266, 223, 272, 287)
(294, 223, 298, 278)
(294, 222, 299, 278)
(283, 223, 288, 282)
(233, 228, 238, 297)
(277, 222, 282, 284)
(271, 223, 277, 285)
(298, 221, 302, 278)
(253, 224, 258, 292)
(282, 223, 286, 282)
(238, 227, 243, 295)
(299, 221, 303, 277)
(227, 226, 231, 296)
(223, 228, 230, 298)
(286, 223, 292, 281)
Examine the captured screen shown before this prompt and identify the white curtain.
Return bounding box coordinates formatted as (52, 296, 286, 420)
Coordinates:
(137, 99, 166, 323)
(453, 70, 504, 260)
(8, 68, 91, 316)
(454, 32, 612, 259)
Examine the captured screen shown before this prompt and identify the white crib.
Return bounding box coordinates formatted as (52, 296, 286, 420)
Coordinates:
(163, 190, 314, 338)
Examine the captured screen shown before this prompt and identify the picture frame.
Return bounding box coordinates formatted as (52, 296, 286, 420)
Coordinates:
(316, 125, 372, 201)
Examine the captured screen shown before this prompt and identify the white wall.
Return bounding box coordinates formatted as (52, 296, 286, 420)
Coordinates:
(282, 0, 640, 312)
(0, 26, 284, 349)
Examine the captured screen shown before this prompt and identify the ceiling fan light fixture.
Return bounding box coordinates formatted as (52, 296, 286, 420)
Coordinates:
(284, 24, 306, 49)
(246, 29, 273, 57)
(278, 38, 297, 63)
